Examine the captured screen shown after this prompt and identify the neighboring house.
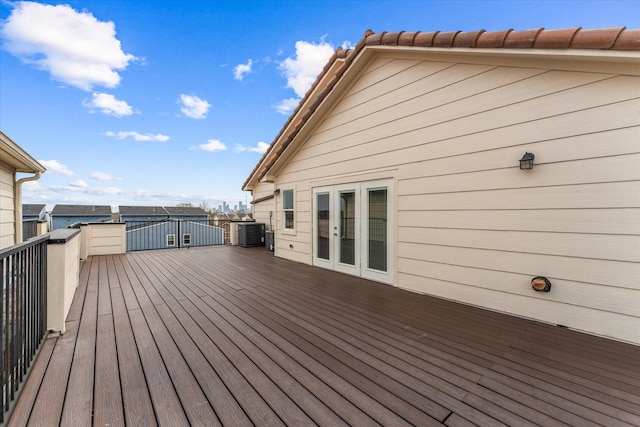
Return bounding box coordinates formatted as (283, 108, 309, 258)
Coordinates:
(22, 203, 47, 240)
(164, 206, 208, 221)
(120, 206, 213, 251)
(126, 218, 223, 251)
(50, 204, 112, 230)
(243, 27, 640, 344)
(22, 203, 46, 221)
(119, 205, 169, 223)
(0, 131, 45, 249)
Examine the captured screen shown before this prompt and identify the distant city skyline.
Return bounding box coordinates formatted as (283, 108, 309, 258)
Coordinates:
(2, 1, 638, 209)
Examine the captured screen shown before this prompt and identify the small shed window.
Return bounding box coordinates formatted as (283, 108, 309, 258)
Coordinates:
(167, 234, 176, 247)
(283, 189, 294, 230)
(183, 234, 191, 246)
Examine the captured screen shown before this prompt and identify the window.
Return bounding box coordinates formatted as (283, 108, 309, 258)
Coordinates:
(166, 234, 175, 247)
(283, 189, 294, 230)
(183, 234, 191, 246)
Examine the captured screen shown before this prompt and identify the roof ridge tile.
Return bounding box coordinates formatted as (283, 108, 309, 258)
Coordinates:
(612, 28, 640, 49)
(534, 27, 582, 48)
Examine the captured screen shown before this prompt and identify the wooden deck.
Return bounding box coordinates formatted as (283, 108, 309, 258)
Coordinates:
(8, 246, 640, 426)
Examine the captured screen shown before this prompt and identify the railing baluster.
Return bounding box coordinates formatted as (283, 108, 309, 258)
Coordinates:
(0, 235, 49, 422)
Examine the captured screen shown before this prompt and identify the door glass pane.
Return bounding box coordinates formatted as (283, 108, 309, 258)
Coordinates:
(368, 188, 387, 271)
(317, 193, 330, 260)
(339, 191, 355, 265)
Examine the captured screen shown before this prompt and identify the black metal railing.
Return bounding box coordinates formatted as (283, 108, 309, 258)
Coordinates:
(21, 220, 38, 241)
(0, 235, 48, 422)
(125, 219, 231, 251)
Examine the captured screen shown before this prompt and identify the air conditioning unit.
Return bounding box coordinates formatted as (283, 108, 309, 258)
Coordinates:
(238, 223, 265, 248)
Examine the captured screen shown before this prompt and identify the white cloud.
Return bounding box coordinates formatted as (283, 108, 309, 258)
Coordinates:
(1, 1, 137, 90)
(39, 160, 74, 176)
(84, 93, 134, 116)
(341, 40, 355, 50)
(236, 141, 269, 154)
(22, 180, 42, 191)
(179, 94, 211, 119)
(91, 171, 120, 181)
(279, 40, 334, 98)
(273, 97, 301, 115)
(251, 141, 270, 153)
(70, 179, 88, 188)
(198, 139, 227, 152)
(105, 131, 169, 142)
(233, 59, 253, 81)
(50, 183, 123, 196)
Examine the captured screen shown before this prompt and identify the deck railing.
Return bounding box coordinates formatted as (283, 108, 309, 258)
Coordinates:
(0, 235, 48, 422)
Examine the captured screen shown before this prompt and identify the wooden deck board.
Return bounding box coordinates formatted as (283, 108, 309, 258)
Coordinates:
(60, 287, 97, 426)
(6, 336, 57, 427)
(109, 280, 156, 425)
(139, 252, 349, 426)
(9, 246, 640, 426)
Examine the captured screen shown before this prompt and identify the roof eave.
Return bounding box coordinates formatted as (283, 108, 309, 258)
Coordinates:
(0, 131, 46, 174)
(242, 44, 363, 191)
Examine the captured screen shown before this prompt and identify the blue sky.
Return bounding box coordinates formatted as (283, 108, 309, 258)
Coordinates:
(1, 0, 639, 212)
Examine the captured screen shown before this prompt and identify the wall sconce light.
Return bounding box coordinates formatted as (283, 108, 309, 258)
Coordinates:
(273, 189, 280, 196)
(519, 152, 535, 170)
(531, 276, 551, 292)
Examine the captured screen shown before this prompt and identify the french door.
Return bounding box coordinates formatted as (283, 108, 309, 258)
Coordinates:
(312, 180, 393, 284)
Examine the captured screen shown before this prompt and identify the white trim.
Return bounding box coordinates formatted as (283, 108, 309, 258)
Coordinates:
(312, 179, 394, 285)
(360, 179, 394, 284)
(312, 186, 333, 270)
(281, 187, 296, 235)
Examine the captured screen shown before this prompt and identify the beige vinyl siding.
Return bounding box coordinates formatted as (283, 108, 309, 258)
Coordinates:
(274, 55, 640, 343)
(274, 185, 312, 263)
(0, 165, 16, 249)
(251, 181, 275, 229)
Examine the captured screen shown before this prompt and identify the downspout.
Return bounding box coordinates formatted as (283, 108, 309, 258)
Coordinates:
(15, 171, 42, 244)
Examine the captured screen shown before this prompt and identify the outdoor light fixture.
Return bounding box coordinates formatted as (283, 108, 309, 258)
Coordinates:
(273, 189, 280, 196)
(519, 152, 535, 170)
(531, 276, 552, 292)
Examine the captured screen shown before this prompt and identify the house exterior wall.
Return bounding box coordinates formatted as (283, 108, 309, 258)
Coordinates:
(272, 55, 640, 343)
(52, 215, 112, 230)
(251, 181, 275, 231)
(0, 165, 15, 249)
(46, 229, 81, 334)
(120, 214, 167, 223)
(126, 221, 223, 251)
(83, 223, 126, 257)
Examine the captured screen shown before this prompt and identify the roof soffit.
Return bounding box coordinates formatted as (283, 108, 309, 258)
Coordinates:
(259, 41, 640, 183)
(369, 45, 640, 75)
(243, 27, 640, 189)
(0, 131, 46, 173)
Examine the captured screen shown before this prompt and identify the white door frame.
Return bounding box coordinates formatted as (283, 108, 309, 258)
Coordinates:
(359, 179, 393, 284)
(312, 179, 393, 285)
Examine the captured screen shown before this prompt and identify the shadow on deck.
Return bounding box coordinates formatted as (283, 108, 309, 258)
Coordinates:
(8, 246, 640, 426)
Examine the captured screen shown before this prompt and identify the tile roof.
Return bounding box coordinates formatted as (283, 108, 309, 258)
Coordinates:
(50, 204, 112, 216)
(119, 205, 168, 216)
(22, 204, 46, 216)
(163, 206, 208, 216)
(242, 27, 640, 190)
(367, 27, 640, 49)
